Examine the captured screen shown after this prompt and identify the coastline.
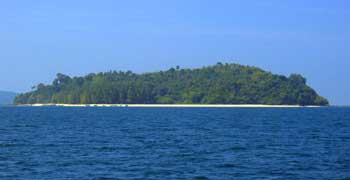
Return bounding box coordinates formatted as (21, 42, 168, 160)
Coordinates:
(16, 104, 322, 108)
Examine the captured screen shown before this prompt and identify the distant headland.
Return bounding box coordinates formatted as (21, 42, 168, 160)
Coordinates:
(14, 63, 329, 106)
(0, 91, 17, 105)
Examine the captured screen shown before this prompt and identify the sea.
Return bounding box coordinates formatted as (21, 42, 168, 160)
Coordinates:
(0, 106, 349, 180)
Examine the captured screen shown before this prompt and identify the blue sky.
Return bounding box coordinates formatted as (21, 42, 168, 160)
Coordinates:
(0, 0, 349, 105)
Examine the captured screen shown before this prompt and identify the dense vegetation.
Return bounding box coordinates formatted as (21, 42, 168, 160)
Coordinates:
(14, 63, 328, 105)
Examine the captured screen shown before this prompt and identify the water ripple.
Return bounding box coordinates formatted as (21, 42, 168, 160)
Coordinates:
(0, 107, 349, 179)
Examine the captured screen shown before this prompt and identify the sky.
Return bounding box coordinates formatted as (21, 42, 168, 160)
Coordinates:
(0, 0, 349, 105)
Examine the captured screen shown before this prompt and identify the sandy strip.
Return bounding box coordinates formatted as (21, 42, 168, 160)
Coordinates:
(21, 104, 322, 108)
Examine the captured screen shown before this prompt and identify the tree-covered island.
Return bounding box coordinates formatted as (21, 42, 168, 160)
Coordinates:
(14, 63, 328, 106)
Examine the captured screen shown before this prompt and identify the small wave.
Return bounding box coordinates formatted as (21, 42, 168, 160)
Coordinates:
(0, 143, 25, 148)
(194, 176, 210, 180)
(94, 177, 121, 180)
(229, 146, 247, 151)
(217, 163, 238, 168)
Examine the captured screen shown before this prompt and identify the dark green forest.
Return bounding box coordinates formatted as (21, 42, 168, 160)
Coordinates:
(14, 63, 328, 105)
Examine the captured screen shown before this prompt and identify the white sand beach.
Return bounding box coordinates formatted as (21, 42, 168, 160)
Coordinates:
(21, 104, 321, 108)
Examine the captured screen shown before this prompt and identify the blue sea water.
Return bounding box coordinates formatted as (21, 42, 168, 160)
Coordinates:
(0, 107, 349, 180)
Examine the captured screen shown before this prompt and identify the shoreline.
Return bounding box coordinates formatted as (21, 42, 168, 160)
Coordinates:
(16, 104, 322, 108)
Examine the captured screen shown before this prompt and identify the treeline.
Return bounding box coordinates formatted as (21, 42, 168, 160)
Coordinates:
(14, 63, 328, 105)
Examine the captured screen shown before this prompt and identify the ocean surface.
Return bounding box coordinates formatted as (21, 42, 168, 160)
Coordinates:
(0, 107, 349, 180)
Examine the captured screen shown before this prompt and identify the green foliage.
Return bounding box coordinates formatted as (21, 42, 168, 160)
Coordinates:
(14, 63, 329, 106)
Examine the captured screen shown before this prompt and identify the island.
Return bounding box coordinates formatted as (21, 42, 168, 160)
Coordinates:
(14, 63, 329, 106)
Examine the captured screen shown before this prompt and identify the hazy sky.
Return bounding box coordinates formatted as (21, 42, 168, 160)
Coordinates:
(0, 0, 349, 105)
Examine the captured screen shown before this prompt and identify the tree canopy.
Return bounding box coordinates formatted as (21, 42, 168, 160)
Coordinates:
(14, 63, 329, 106)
